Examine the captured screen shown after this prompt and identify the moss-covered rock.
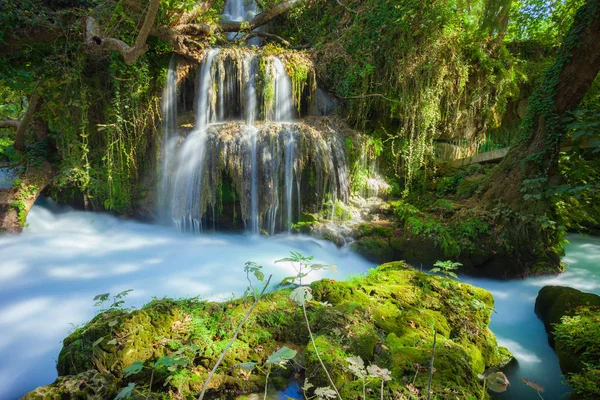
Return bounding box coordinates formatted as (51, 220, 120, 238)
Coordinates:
(26, 263, 511, 399)
(535, 286, 600, 399)
(535, 285, 600, 344)
(22, 370, 118, 399)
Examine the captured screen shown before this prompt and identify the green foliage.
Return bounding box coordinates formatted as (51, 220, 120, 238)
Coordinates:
(282, 0, 517, 194)
(507, 0, 585, 46)
(113, 382, 135, 400)
(276, 251, 336, 285)
(93, 289, 134, 312)
(431, 260, 462, 279)
(553, 306, 600, 398)
(265, 346, 297, 366)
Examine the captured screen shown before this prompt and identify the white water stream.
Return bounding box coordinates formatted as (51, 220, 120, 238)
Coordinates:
(0, 201, 598, 399)
(0, 201, 373, 399)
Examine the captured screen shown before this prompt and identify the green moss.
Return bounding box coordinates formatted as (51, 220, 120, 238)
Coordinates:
(32, 264, 510, 399)
(536, 286, 600, 399)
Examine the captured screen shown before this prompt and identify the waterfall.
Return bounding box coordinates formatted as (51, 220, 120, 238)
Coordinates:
(158, 0, 352, 235)
(170, 49, 219, 232)
(284, 129, 295, 232)
(248, 126, 259, 234)
(158, 56, 177, 222)
(223, 0, 258, 43)
(268, 57, 295, 122)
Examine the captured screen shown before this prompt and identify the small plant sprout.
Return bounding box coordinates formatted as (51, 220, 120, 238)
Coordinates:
(290, 287, 341, 399)
(367, 364, 392, 400)
(276, 251, 336, 285)
(430, 260, 462, 279)
(116, 355, 189, 399)
(198, 273, 273, 400)
(244, 261, 265, 296)
(302, 381, 337, 400)
(263, 346, 297, 399)
(346, 356, 391, 400)
(521, 377, 544, 399)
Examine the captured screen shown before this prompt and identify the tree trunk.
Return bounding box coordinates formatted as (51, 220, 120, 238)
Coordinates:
(481, 0, 600, 213)
(14, 92, 40, 152)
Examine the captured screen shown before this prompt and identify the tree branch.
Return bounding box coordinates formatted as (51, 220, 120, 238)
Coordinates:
(241, 32, 291, 47)
(0, 120, 22, 130)
(171, 0, 306, 36)
(342, 93, 401, 104)
(14, 92, 40, 152)
(85, 0, 160, 65)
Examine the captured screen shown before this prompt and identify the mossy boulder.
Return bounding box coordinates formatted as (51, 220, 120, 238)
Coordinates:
(535, 286, 600, 399)
(26, 263, 511, 399)
(22, 370, 118, 399)
(535, 285, 600, 344)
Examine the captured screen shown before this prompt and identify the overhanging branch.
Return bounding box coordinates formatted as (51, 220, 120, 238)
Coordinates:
(85, 0, 160, 65)
(171, 0, 306, 36)
(0, 120, 22, 130)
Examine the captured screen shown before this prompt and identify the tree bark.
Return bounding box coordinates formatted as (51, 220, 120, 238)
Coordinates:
(480, 0, 600, 212)
(13, 92, 41, 152)
(85, 0, 160, 65)
(0, 120, 22, 130)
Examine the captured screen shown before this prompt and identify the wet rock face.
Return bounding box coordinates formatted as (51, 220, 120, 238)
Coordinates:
(164, 119, 352, 234)
(535, 286, 600, 399)
(26, 263, 511, 399)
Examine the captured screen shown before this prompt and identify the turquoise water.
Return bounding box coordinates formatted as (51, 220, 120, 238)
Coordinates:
(0, 203, 373, 399)
(0, 201, 598, 399)
(462, 234, 600, 399)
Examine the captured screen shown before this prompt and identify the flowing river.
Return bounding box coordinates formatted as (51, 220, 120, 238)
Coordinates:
(0, 201, 598, 399)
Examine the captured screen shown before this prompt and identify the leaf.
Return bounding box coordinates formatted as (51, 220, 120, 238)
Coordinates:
(154, 355, 187, 369)
(346, 356, 366, 378)
(486, 371, 510, 393)
(108, 319, 119, 327)
(367, 364, 392, 381)
(254, 270, 265, 282)
(314, 386, 337, 399)
(521, 377, 544, 393)
(93, 293, 110, 302)
(123, 361, 144, 378)
(92, 336, 104, 347)
(290, 286, 312, 306)
(237, 362, 257, 372)
(309, 263, 335, 271)
(266, 346, 297, 366)
(107, 339, 117, 345)
(302, 380, 314, 392)
(114, 289, 133, 299)
(346, 356, 365, 369)
(114, 383, 136, 400)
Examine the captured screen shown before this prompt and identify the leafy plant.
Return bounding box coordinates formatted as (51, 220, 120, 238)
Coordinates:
(116, 354, 190, 399)
(280, 252, 341, 399)
(276, 251, 336, 286)
(346, 355, 391, 400)
(431, 260, 462, 279)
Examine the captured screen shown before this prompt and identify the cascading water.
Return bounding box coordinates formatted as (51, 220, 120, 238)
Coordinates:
(158, 57, 177, 222)
(170, 49, 219, 233)
(222, 0, 258, 42)
(269, 57, 295, 122)
(284, 129, 295, 232)
(160, 0, 350, 235)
